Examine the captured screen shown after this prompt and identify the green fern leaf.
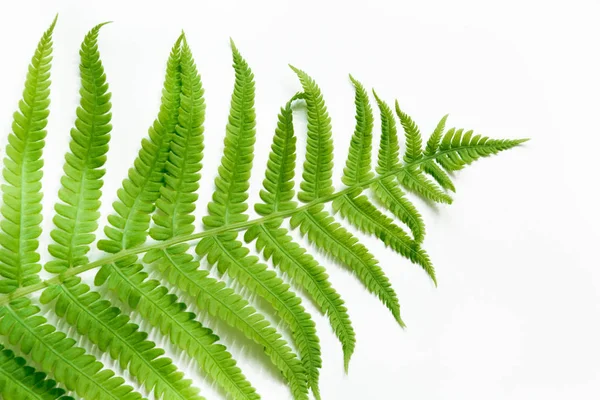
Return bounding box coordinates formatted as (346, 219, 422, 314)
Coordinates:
(373, 91, 401, 175)
(342, 76, 374, 186)
(254, 99, 299, 216)
(199, 43, 317, 399)
(335, 80, 435, 283)
(333, 194, 436, 284)
(397, 166, 453, 204)
(0, 344, 72, 400)
(0, 299, 144, 400)
(371, 177, 426, 243)
(425, 114, 448, 156)
(47, 23, 112, 274)
(291, 205, 404, 326)
(247, 100, 356, 370)
(371, 92, 426, 242)
(151, 36, 205, 240)
(144, 246, 298, 400)
(98, 35, 182, 253)
(202, 40, 256, 229)
(0, 21, 527, 400)
(395, 101, 423, 163)
(290, 66, 334, 202)
(41, 26, 201, 400)
(144, 37, 259, 400)
(40, 277, 202, 400)
(0, 18, 56, 293)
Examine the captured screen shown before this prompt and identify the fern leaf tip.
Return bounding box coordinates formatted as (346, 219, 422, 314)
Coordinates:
(229, 37, 238, 51)
(50, 13, 59, 29)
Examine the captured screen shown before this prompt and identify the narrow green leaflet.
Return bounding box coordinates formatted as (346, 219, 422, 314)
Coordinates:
(0, 18, 56, 293)
(0, 344, 72, 400)
(0, 298, 144, 400)
(290, 66, 335, 202)
(200, 43, 315, 400)
(47, 23, 112, 274)
(98, 35, 182, 253)
(0, 17, 526, 400)
(246, 99, 356, 370)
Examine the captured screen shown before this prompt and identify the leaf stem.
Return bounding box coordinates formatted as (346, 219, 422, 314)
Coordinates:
(0, 143, 517, 305)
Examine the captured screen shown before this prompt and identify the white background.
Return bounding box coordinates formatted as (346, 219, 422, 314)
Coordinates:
(0, 0, 599, 399)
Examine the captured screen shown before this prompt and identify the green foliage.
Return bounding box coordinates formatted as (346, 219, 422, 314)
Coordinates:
(0, 344, 73, 400)
(0, 17, 525, 400)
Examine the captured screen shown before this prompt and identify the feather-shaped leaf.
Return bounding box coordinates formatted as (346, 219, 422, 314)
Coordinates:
(291, 205, 403, 326)
(40, 277, 202, 400)
(151, 36, 205, 240)
(342, 76, 374, 186)
(200, 44, 317, 399)
(0, 18, 56, 293)
(145, 38, 259, 400)
(371, 177, 425, 243)
(425, 114, 448, 156)
(0, 344, 72, 400)
(247, 100, 356, 370)
(145, 245, 299, 400)
(371, 94, 426, 242)
(395, 101, 423, 163)
(202, 40, 256, 229)
(290, 66, 334, 202)
(0, 299, 144, 400)
(47, 23, 112, 274)
(98, 35, 182, 253)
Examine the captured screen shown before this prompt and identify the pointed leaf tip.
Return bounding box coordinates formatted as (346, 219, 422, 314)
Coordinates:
(229, 37, 237, 51)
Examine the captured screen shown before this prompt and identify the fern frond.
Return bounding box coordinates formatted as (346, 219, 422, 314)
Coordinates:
(369, 93, 426, 242)
(99, 259, 261, 400)
(395, 101, 423, 163)
(40, 27, 201, 400)
(425, 114, 448, 156)
(98, 35, 182, 253)
(0, 299, 144, 400)
(291, 205, 403, 326)
(0, 18, 56, 293)
(423, 160, 455, 192)
(330, 81, 434, 284)
(0, 23, 527, 400)
(144, 38, 259, 400)
(342, 76, 374, 186)
(202, 40, 256, 229)
(0, 344, 72, 400)
(371, 177, 425, 243)
(397, 166, 453, 204)
(437, 129, 526, 167)
(334, 193, 435, 284)
(290, 66, 334, 202)
(46, 23, 112, 273)
(373, 91, 400, 175)
(47, 23, 112, 274)
(255, 99, 298, 216)
(248, 101, 355, 370)
(199, 234, 316, 399)
(151, 36, 205, 240)
(199, 45, 316, 399)
(245, 222, 356, 370)
(40, 277, 202, 400)
(145, 245, 300, 400)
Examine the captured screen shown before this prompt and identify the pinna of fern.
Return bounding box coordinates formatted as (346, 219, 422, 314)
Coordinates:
(0, 16, 526, 400)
